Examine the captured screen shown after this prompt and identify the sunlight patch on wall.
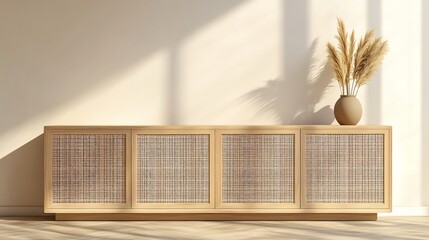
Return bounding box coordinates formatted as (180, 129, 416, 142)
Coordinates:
(178, 0, 283, 124)
(0, 49, 169, 158)
(50, 49, 169, 125)
(380, 0, 422, 207)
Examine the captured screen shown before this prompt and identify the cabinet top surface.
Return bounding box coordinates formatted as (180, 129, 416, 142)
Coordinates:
(44, 125, 392, 130)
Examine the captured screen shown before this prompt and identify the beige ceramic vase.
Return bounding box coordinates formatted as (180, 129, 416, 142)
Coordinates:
(334, 95, 362, 125)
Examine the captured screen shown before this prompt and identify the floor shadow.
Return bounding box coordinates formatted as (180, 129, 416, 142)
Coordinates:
(0, 135, 44, 206)
(0, 216, 55, 221)
(0, 0, 245, 133)
(224, 221, 416, 240)
(242, 39, 334, 125)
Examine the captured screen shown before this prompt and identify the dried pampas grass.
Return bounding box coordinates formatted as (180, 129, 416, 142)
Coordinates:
(327, 18, 388, 95)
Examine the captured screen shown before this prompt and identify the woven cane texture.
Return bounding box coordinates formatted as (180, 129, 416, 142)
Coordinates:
(136, 134, 210, 203)
(222, 134, 295, 203)
(306, 134, 384, 203)
(51, 134, 126, 203)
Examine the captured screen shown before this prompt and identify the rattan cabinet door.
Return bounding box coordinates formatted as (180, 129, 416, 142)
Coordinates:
(216, 129, 300, 209)
(302, 128, 391, 210)
(44, 130, 132, 212)
(133, 130, 214, 208)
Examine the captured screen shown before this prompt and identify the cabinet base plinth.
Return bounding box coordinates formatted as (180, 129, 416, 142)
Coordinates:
(55, 213, 377, 221)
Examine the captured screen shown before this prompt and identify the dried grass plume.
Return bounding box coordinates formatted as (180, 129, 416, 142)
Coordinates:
(327, 18, 388, 95)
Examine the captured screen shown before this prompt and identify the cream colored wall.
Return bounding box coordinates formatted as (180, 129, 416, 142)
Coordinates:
(0, 0, 427, 215)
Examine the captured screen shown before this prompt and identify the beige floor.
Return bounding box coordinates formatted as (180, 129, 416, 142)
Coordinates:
(0, 217, 428, 240)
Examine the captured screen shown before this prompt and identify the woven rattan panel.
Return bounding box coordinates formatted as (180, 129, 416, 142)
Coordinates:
(306, 134, 384, 203)
(222, 134, 295, 203)
(51, 134, 126, 203)
(136, 134, 210, 203)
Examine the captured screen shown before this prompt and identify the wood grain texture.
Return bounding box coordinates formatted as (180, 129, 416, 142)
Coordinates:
(2, 217, 428, 239)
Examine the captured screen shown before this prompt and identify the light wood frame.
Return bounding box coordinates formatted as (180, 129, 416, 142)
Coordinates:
(55, 213, 377, 221)
(300, 127, 392, 211)
(44, 125, 392, 217)
(132, 129, 215, 209)
(44, 128, 132, 213)
(215, 128, 301, 209)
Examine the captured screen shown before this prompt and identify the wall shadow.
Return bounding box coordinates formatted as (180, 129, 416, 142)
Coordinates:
(242, 39, 334, 125)
(0, 0, 245, 133)
(0, 135, 44, 205)
(0, 0, 246, 207)
(167, 45, 181, 124)
(241, 0, 334, 125)
(366, 0, 382, 124)
(421, 0, 429, 206)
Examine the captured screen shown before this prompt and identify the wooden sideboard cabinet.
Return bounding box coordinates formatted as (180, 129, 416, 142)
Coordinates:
(44, 126, 391, 220)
